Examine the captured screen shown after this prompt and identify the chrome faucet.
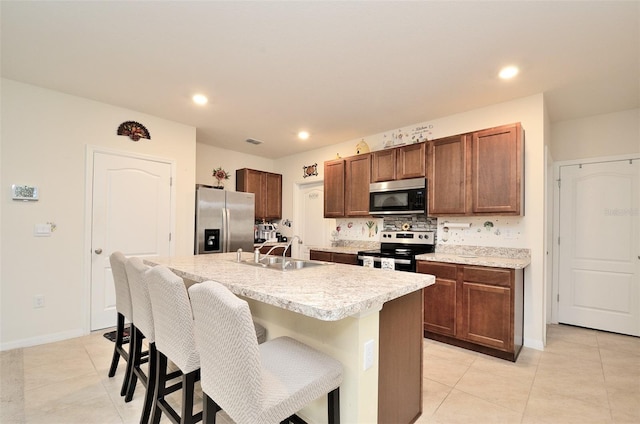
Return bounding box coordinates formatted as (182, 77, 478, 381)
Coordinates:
(282, 235, 302, 259)
(254, 241, 285, 263)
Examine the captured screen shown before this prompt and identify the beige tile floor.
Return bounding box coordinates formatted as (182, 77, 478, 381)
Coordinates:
(1, 324, 638, 423)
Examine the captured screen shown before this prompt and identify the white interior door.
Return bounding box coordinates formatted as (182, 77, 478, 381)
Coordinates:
(296, 181, 330, 260)
(91, 151, 172, 330)
(558, 159, 639, 336)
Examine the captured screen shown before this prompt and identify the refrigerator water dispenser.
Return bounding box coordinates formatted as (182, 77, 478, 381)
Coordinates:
(203, 229, 220, 252)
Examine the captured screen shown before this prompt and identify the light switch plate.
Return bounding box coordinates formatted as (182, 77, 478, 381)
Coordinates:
(34, 223, 52, 237)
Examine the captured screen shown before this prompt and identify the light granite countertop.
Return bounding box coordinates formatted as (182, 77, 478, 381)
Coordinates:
(416, 246, 531, 269)
(307, 245, 365, 255)
(415, 253, 530, 269)
(144, 252, 434, 321)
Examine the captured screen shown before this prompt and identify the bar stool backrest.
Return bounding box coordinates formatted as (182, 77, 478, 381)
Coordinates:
(125, 257, 154, 342)
(109, 251, 132, 321)
(189, 281, 263, 423)
(147, 266, 200, 374)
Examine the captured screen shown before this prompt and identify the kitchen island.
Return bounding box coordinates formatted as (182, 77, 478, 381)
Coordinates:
(144, 252, 435, 424)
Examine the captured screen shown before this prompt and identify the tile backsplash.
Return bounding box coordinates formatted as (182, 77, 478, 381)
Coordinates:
(330, 215, 525, 248)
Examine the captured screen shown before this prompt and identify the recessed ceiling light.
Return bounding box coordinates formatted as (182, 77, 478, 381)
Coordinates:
(499, 66, 519, 79)
(298, 131, 310, 140)
(192, 94, 208, 105)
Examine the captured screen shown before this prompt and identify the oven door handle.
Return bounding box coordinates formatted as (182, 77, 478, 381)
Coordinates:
(358, 256, 412, 265)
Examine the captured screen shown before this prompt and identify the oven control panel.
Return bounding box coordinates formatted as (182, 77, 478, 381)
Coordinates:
(380, 231, 434, 244)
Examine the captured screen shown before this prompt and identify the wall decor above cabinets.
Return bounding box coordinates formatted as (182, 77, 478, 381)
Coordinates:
(302, 163, 318, 178)
(117, 121, 151, 141)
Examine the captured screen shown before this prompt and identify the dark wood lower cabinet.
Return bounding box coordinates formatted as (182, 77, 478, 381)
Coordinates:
(309, 249, 358, 265)
(417, 261, 524, 362)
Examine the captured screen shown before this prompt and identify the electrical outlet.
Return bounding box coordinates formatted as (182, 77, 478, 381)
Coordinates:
(363, 339, 374, 370)
(34, 295, 45, 308)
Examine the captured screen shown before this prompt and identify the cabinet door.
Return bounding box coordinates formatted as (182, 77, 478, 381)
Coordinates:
(264, 172, 282, 220)
(471, 123, 523, 215)
(460, 264, 513, 351)
(332, 252, 358, 265)
(396, 143, 426, 180)
(345, 154, 371, 216)
(310, 250, 332, 262)
(324, 160, 345, 218)
(371, 149, 396, 182)
(417, 261, 458, 336)
(237, 169, 266, 220)
(461, 282, 512, 350)
(428, 135, 469, 215)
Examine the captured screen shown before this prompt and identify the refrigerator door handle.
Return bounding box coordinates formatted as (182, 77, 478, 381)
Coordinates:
(223, 207, 229, 252)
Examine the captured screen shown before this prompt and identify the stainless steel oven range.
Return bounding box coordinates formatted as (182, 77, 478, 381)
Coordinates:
(357, 230, 435, 272)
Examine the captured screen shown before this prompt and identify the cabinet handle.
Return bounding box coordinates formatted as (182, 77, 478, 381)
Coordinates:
(94, 248, 103, 255)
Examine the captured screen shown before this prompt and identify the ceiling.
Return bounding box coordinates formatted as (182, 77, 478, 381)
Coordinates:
(2, 1, 638, 159)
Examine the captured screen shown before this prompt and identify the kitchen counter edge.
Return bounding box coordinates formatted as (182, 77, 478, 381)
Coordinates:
(415, 253, 530, 269)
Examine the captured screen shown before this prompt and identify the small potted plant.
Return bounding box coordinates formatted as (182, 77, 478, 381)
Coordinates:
(212, 167, 230, 189)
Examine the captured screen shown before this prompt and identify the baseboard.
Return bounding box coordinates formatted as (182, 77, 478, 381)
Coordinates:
(1, 328, 85, 351)
(523, 337, 544, 351)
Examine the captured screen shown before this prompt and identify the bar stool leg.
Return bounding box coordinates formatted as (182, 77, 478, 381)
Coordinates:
(108, 313, 125, 377)
(124, 326, 143, 402)
(202, 394, 220, 424)
(139, 342, 157, 424)
(120, 323, 136, 396)
(150, 350, 167, 424)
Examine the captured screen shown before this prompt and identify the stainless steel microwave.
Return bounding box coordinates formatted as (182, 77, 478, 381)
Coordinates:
(369, 178, 427, 215)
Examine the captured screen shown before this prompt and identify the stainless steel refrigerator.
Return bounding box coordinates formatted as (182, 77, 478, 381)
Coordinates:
(194, 184, 255, 254)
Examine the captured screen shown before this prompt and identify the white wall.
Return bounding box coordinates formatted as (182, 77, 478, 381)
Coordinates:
(551, 108, 640, 161)
(1, 79, 197, 350)
(275, 94, 548, 350)
(195, 143, 275, 190)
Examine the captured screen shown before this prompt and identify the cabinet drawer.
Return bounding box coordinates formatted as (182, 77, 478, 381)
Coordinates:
(310, 250, 332, 262)
(332, 253, 358, 265)
(416, 261, 457, 280)
(463, 266, 511, 287)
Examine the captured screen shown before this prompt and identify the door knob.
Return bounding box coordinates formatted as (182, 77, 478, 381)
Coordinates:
(95, 248, 103, 254)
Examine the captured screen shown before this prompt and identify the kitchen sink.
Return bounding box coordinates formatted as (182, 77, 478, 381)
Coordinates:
(238, 256, 329, 271)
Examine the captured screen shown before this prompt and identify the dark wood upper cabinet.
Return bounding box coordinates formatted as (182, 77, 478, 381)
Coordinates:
(371, 149, 396, 182)
(264, 172, 282, 220)
(428, 123, 523, 216)
(396, 142, 426, 180)
(371, 143, 426, 183)
(344, 154, 371, 217)
(236, 168, 282, 221)
(471, 123, 523, 215)
(323, 159, 345, 218)
(428, 134, 469, 215)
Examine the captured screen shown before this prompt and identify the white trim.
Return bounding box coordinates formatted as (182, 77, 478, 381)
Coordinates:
(293, 178, 326, 258)
(1, 328, 85, 351)
(83, 145, 176, 334)
(523, 337, 545, 351)
(551, 153, 639, 325)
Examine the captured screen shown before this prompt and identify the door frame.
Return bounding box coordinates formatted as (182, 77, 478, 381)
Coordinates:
(293, 178, 329, 259)
(82, 145, 176, 333)
(551, 153, 639, 325)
